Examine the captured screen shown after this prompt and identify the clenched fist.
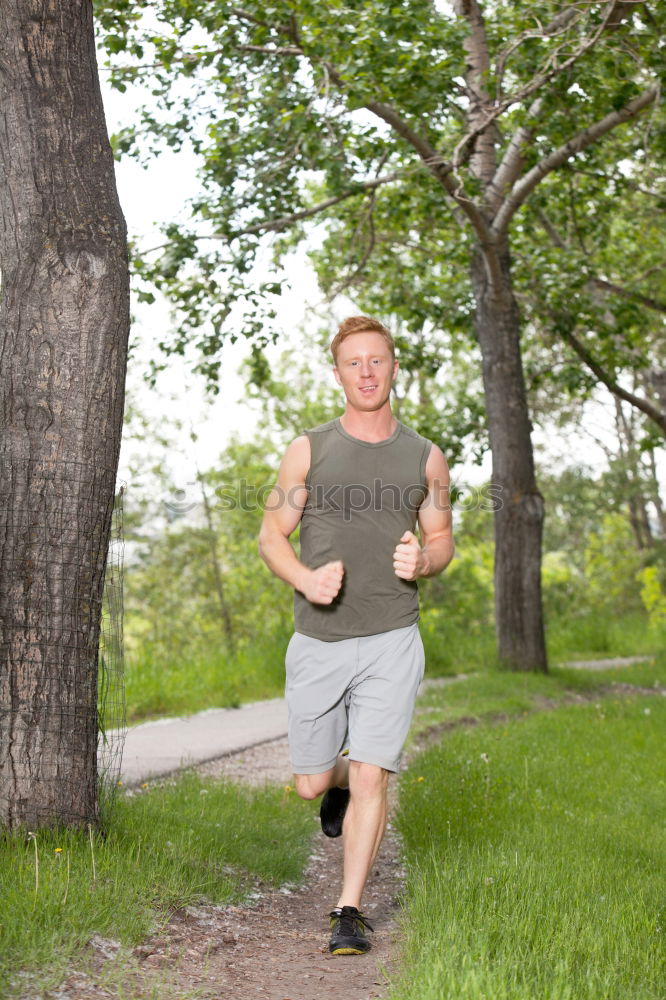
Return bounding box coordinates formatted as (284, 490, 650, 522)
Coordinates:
(393, 530, 424, 581)
(303, 560, 345, 605)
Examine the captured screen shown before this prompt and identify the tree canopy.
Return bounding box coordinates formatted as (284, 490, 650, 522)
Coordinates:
(95, 0, 666, 670)
(96, 0, 665, 396)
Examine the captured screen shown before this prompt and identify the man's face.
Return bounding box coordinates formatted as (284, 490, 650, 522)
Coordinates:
(333, 331, 399, 412)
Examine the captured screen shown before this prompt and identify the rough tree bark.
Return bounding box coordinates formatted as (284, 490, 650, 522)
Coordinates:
(470, 244, 547, 669)
(0, 0, 130, 829)
(454, 0, 547, 670)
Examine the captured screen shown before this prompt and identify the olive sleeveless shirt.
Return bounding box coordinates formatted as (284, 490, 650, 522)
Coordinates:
(294, 418, 432, 641)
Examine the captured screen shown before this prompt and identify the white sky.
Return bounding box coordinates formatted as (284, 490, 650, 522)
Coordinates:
(102, 93, 331, 488)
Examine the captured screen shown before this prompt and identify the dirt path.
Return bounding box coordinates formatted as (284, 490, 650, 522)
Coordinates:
(50, 738, 406, 1000)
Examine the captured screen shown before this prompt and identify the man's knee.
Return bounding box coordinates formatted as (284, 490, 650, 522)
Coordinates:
(294, 771, 332, 800)
(348, 760, 390, 797)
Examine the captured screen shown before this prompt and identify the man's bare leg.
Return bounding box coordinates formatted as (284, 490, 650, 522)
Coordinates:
(293, 753, 349, 800)
(336, 761, 390, 909)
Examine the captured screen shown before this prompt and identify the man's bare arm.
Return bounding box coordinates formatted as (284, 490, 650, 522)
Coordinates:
(393, 444, 454, 581)
(258, 436, 344, 605)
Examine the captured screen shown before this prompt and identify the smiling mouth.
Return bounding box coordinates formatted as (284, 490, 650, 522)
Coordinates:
(360, 385, 378, 393)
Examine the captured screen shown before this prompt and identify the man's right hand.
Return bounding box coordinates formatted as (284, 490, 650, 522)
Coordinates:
(301, 560, 344, 605)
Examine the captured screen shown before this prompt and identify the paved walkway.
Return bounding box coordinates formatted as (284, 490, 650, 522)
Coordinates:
(562, 655, 654, 670)
(114, 698, 288, 785)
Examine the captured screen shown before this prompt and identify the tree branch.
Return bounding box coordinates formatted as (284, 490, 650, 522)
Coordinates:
(328, 190, 378, 299)
(230, 8, 282, 31)
(495, 5, 587, 101)
(492, 85, 659, 234)
(234, 170, 402, 235)
(141, 171, 406, 254)
(535, 206, 567, 249)
(498, 1, 638, 105)
(488, 98, 543, 214)
(287, 42, 486, 245)
(453, 0, 644, 164)
(194, 20, 506, 283)
(364, 99, 509, 288)
(364, 101, 451, 180)
(535, 208, 666, 315)
(363, 103, 490, 232)
(451, 0, 497, 184)
(605, 1, 645, 31)
(590, 277, 666, 315)
(561, 327, 666, 436)
(224, 32, 500, 277)
(237, 44, 303, 56)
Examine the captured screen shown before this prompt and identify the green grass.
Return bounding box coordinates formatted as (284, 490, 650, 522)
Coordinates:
(413, 654, 664, 742)
(394, 674, 666, 1000)
(422, 609, 661, 683)
(546, 609, 660, 661)
(421, 621, 497, 678)
(124, 630, 291, 723)
(0, 772, 313, 999)
(7, 631, 665, 997)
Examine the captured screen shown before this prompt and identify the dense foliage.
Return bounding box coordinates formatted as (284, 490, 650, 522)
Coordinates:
(95, 1, 665, 417)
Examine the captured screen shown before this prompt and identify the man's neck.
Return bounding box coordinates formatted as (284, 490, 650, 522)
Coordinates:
(339, 405, 397, 443)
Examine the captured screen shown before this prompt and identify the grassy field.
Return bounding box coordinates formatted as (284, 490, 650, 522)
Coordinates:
(545, 610, 661, 662)
(393, 657, 666, 1000)
(411, 656, 664, 741)
(122, 629, 292, 723)
(0, 774, 313, 999)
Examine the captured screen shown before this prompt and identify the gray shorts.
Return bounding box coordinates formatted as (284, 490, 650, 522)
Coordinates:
(284, 623, 425, 775)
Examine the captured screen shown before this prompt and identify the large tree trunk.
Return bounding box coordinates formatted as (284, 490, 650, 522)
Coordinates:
(0, 0, 130, 829)
(470, 244, 547, 671)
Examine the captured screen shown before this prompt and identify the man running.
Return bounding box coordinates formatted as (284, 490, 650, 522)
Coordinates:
(258, 315, 454, 955)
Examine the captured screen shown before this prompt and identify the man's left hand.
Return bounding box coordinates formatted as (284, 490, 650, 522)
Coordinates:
(393, 530, 425, 581)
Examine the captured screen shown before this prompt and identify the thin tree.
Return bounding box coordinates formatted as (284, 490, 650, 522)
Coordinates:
(0, 0, 130, 829)
(191, 431, 236, 655)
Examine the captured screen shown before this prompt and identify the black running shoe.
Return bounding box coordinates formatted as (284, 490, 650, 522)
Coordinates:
(319, 786, 350, 838)
(328, 906, 374, 955)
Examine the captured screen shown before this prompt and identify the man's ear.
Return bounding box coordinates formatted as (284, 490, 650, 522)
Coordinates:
(333, 366, 342, 386)
(392, 359, 399, 381)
